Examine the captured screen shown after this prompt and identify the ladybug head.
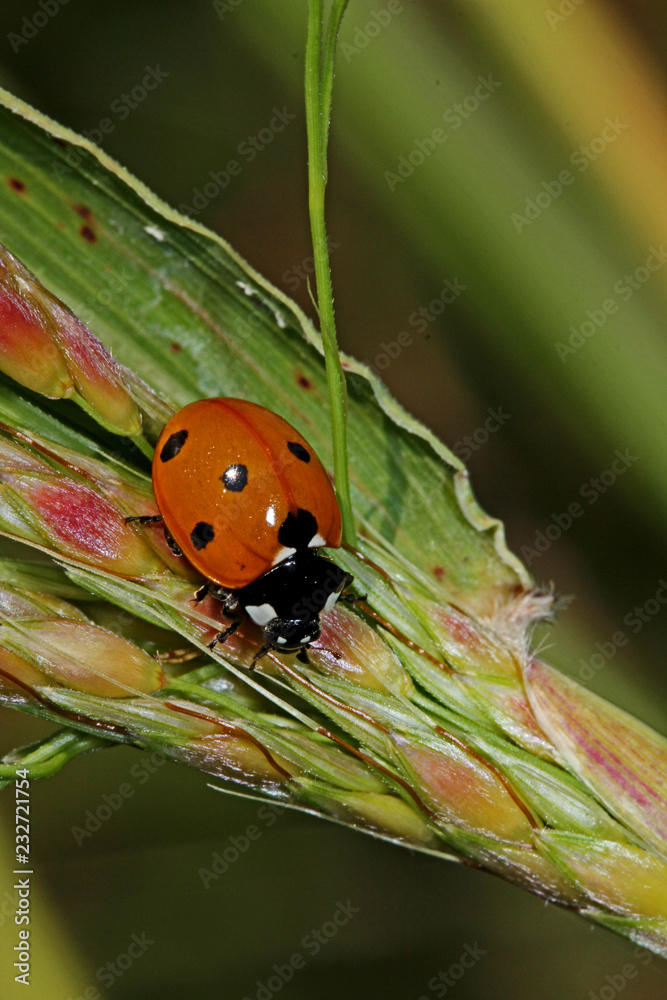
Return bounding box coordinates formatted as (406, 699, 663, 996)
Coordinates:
(262, 614, 322, 652)
(240, 551, 351, 653)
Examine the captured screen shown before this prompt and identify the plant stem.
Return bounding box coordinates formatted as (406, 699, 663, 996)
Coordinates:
(320, 0, 351, 173)
(0, 729, 103, 786)
(305, 0, 356, 546)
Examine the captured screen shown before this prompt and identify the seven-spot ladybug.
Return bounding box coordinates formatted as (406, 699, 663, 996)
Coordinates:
(127, 398, 353, 664)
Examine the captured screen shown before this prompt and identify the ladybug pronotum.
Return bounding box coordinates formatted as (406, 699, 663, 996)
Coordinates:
(127, 398, 354, 664)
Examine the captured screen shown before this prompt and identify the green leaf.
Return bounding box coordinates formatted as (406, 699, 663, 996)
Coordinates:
(0, 87, 529, 619)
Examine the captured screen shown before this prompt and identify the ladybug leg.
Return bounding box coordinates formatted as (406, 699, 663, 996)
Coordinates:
(198, 587, 245, 650)
(207, 618, 241, 651)
(193, 582, 210, 605)
(339, 592, 367, 605)
(206, 592, 243, 649)
(338, 573, 366, 604)
(200, 585, 238, 611)
(249, 643, 273, 669)
(163, 527, 183, 557)
(125, 514, 163, 525)
(296, 647, 310, 665)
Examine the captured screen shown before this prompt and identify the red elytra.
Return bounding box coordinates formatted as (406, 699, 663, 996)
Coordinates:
(152, 397, 342, 590)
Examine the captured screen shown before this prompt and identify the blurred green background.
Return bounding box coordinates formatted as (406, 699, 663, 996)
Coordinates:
(0, 1, 666, 997)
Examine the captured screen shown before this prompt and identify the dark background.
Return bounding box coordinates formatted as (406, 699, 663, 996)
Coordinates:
(0, 1, 666, 998)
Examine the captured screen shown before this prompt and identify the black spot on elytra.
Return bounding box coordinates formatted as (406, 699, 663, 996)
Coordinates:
(287, 441, 310, 463)
(160, 429, 188, 462)
(8, 178, 25, 193)
(191, 521, 215, 550)
(221, 464, 248, 492)
(80, 224, 97, 243)
(278, 508, 318, 549)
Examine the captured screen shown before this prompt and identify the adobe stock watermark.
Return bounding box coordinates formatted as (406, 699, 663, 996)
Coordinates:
(385, 75, 502, 191)
(453, 406, 511, 462)
(178, 106, 296, 218)
(71, 751, 166, 845)
(241, 900, 359, 1000)
(364, 278, 466, 376)
(198, 802, 284, 887)
(417, 941, 487, 998)
(555, 246, 667, 362)
(396, 407, 509, 517)
(281, 235, 341, 292)
(213, 0, 244, 20)
(68, 262, 139, 330)
(587, 945, 655, 1000)
(578, 579, 667, 682)
(546, 0, 586, 30)
(400, 408, 508, 516)
(8, 0, 71, 53)
(340, 0, 414, 62)
(511, 117, 628, 232)
(53, 65, 170, 181)
(520, 449, 638, 566)
(65, 932, 155, 1000)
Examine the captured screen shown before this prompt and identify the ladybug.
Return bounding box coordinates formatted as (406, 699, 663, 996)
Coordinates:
(127, 398, 354, 664)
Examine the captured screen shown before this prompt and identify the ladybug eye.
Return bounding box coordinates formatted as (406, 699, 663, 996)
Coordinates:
(221, 464, 248, 492)
(287, 441, 310, 463)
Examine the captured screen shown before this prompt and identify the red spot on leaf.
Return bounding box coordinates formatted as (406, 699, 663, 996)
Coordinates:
(432, 565, 445, 580)
(170, 342, 182, 353)
(8, 178, 25, 193)
(296, 372, 313, 390)
(80, 225, 97, 243)
(442, 613, 482, 652)
(73, 204, 92, 220)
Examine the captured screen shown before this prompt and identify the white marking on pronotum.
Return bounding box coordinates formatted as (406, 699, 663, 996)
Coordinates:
(276, 636, 288, 645)
(144, 224, 165, 241)
(271, 545, 296, 566)
(246, 603, 277, 627)
(308, 533, 326, 548)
